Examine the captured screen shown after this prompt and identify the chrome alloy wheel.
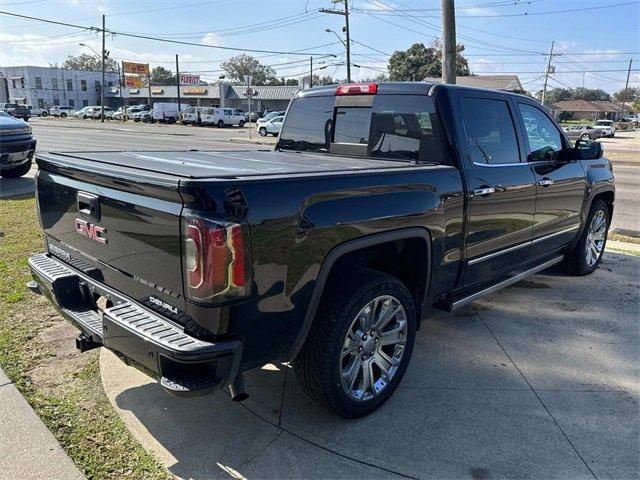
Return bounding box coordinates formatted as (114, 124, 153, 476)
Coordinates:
(340, 295, 408, 401)
(586, 210, 607, 267)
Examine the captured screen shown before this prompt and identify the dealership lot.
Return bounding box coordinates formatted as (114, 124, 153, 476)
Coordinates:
(101, 253, 639, 479)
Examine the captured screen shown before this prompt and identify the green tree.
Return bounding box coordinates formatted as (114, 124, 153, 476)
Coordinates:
(573, 87, 611, 101)
(150, 66, 176, 86)
(61, 53, 118, 72)
(387, 41, 469, 81)
(311, 74, 337, 85)
(613, 86, 640, 103)
(221, 54, 277, 85)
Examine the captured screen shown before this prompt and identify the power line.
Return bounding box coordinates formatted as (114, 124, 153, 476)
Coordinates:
(0, 10, 336, 57)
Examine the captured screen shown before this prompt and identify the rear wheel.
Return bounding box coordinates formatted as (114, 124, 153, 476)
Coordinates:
(60, 113, 67, 118)
(580, 133, 591, 140)
(294, 269, 416, 418)
(1, 160, 32, 178)
(564, 199, 609, 275)
(217, 120, 224, 128)
(258, 127, 267, 136)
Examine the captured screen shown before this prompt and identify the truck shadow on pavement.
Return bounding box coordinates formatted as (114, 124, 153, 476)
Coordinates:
(0, 176, 35, 198)
(108, 253, 639, 480)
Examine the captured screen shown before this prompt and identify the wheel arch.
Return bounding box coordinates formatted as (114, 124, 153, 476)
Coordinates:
(287, 228, 432, 361)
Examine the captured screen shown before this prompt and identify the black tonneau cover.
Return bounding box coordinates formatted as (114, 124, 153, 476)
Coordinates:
(38, 150, 418, 180)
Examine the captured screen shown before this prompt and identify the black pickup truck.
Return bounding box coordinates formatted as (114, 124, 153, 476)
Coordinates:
(29, 82, 614, 417)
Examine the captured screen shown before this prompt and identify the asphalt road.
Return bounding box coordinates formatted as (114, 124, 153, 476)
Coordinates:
(1, 118, 638, 232)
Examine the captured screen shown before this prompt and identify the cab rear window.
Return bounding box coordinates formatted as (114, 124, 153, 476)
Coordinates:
(278, 94, 445, 163)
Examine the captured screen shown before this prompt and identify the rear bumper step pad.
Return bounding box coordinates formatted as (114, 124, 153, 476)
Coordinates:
(28, 253, 242, 397)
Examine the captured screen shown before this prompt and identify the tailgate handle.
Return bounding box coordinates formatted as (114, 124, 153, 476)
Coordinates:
(77, 192, 100, 220)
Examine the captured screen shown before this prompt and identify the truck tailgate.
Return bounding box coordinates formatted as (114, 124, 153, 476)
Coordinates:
(36, 153, 186, 318)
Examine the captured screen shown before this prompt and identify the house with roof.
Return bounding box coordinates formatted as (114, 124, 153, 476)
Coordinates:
(422, 74, 526, 94)
(551, 99, 634, 121)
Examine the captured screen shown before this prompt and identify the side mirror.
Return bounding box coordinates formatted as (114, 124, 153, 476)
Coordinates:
(573, 139, 603, 160)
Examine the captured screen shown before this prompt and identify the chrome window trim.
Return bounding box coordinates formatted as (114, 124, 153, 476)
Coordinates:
(467, 225, 580, 265)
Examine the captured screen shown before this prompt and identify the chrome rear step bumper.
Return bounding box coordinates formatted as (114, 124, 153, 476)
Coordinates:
(28, 253, 243, 398)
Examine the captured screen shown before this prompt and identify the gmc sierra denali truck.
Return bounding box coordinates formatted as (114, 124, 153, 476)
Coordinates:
(29, 82, 614, 418)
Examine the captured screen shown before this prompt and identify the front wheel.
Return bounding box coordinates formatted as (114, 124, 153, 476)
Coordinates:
(258, 127, 267, 137)
(294, 269, 416, 418)
(60, 113, 67, 118)
(217, 120, 224, 128)
(580, 133, 591, 140)
(239, 120, 245, 128)
(564, 199, 609, 275)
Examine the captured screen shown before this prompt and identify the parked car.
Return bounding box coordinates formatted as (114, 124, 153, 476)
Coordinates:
(50, 106, 76, 118)
(256, 110, 285, 128)
(152, 103, 190, 123)
(28, 82, 614, 418)
(0, 110, 36, 178)
(621, 114, 639, 123)
(593, 119, 615, 137)
(75, 106, 100, 119)
(182, 106, 206, 125)
(258, 115, 284, 136)
(91, 106, 114, 120)
(27, 105, 48, 117)
(0, 103, 18, 115)
(11, 104, 31, 121)
(563, 124, 605, 140)
(202, 107, 246, 127)
(244, 110, 263, 122)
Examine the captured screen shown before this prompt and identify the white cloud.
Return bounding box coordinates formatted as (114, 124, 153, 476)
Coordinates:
(201, 33, 224, 47)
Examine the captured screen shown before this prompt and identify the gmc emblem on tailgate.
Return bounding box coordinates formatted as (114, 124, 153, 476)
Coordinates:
(75, 218, 107, 244)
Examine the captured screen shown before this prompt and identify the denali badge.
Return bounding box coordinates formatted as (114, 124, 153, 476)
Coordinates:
(148, 296, 179, 314)
(75, 218, 107, 244)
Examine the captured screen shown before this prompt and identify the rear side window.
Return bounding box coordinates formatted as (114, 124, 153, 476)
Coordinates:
(460, 97, 520, 165)
(278, 96, 334, 151)
(279, 94, 444, 162)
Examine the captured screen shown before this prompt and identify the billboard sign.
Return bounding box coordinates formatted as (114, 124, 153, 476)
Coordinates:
(123, 61, 149, 75)
(124, 75, 143, 88)
(180, 74, 200, 85)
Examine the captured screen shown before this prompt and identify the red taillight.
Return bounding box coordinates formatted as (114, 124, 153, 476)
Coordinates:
(335, 83, 378, 96)
(183, 216, 250, 302)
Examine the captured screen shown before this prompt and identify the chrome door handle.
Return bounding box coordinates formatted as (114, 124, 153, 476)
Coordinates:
(473, 187, 496, 196)
(538, 178, 554, 187)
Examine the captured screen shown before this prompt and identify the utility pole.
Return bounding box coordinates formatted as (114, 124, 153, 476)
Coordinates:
(541, 40, 555, 107)
(118, 62, 124, 122)
(310, 56, 313, 87)
(101, 14, 105, 122)
(621, 58, 633, 116)
(441, 0, 456, 84)
(320, 0, 352, 83)
(175, 54, 182, 123)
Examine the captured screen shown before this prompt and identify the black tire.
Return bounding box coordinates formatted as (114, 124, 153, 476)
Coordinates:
(239, 120, 245, 128)
(580, 133, 591, 140)
(60, 113, 67, 118)
(217, 120, 224, 128)
(294, 269, 416, 418)
(41, 112, 48, 117)
(564, 199, 609, 275)
(1, 160, 32, 178)
(258, 127, 267, 137)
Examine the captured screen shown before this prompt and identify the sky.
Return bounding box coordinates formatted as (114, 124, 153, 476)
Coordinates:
(0, 0, 638, 94)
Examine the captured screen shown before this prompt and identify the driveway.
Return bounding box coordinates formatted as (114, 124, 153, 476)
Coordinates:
(100, 252, 639, 480)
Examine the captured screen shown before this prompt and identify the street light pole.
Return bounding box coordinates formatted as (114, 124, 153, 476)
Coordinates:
(101, 14, 105, 122)
(320, 0, 352, 83)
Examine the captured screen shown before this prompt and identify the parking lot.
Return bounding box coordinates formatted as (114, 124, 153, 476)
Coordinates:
(100, 252, 639, 479)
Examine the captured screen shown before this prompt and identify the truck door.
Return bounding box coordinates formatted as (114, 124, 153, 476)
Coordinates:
(457, 92, 537, 285)
(514, 101, 586, 259)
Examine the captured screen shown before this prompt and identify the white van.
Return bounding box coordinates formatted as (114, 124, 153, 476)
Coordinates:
(182, 106, 207, 125)
(152, 103, 190, 123)
(201, 107, 246, 127)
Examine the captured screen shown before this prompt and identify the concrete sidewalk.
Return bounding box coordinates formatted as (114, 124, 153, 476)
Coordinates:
(0, 368, 84, 480)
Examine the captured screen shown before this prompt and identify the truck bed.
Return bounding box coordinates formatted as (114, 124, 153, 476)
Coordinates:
(38, 150, 420, 181)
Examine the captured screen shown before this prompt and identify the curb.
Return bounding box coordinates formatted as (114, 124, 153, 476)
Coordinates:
(228, 137, 277, 146)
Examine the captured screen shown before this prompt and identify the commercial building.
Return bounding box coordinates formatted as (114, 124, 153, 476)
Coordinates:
(0, 66, 119, 109)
